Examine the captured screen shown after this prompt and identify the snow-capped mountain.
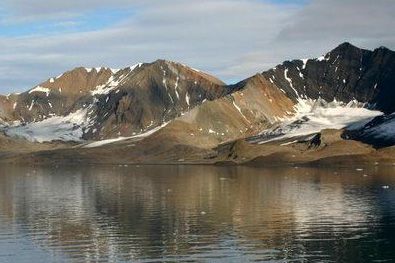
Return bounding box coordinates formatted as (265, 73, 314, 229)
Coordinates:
(262, 42, 395, 113)
(0, 60, 227, 142)
(236, 42, 395, 147)
(0, 43, 395, 165)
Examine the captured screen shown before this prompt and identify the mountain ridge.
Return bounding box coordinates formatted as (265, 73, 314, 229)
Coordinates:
(1, 42, 395, 165)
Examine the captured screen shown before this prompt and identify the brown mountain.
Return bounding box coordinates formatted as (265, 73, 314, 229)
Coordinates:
(1, 43, 395, 165)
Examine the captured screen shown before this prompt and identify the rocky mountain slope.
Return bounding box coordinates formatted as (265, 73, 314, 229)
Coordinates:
(0, 42, 395, 165)
(1, 60, 228, 141)
(262, 42, 395, 113)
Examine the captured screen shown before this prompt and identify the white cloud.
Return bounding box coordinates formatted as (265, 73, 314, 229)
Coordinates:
(277, 0, 395, 52)
(0, 0, 142, 22)
(0, 0, 394, 93)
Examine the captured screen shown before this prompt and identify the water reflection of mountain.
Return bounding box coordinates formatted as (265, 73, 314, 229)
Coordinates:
(0, 165, 394, 262)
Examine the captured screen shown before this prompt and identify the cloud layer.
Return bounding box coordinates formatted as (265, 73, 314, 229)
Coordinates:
(0, 0, 394, 93)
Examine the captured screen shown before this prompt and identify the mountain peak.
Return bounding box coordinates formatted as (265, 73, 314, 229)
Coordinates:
(331, 42, 360, 54)
(262, 42, 395, 113)
(374, 45, 393, 53)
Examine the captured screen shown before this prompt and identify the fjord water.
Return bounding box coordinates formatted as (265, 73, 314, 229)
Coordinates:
(0, 165, 394, 262)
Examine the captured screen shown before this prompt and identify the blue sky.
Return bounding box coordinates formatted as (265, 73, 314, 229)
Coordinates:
(0, 0, 394, 93)
(0, 1, 306, 37)
(0, 8, 137, 37)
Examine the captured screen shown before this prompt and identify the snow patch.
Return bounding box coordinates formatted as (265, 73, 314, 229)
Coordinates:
(175, 76, 180, 100)
(29, 86, 50, 97)
(232, 99, 250, 123)
(129, 63, 142, 71)
(28, 100, 35, 111)
(280, 140, 298, 146)
(5, 109, 90, 143)
(110, 68, 120, 74)
(90, 64, 142, 95)
(91, 76, 118, 95)
(254, 99, 383, 144)
(84, 122, 169, 148)
(301, 59, 308, 69)
(284, 68, 299, 96)
(315, 55, 329, 62)
(186, 92, 190, 106)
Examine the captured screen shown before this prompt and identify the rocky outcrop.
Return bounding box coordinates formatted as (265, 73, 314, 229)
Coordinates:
(343, 114, 395, 148)
(262, 42, 395, 113)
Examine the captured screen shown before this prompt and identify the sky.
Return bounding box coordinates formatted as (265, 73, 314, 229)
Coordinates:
(0, 0, 394, 94)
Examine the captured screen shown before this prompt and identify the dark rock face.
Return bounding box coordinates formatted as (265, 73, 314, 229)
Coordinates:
(83, 60, 228, 139)
(343, 114, 395, 148)
(262, 42, 395, 113)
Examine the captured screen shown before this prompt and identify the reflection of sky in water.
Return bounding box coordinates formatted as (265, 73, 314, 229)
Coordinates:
(0, 165, 394, 262)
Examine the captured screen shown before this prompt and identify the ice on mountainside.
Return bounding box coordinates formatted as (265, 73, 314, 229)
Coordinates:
(29, 86, 50, 97)
(250, 99, 383, 144)
(83, 122, 169, 148)
(4, 109, 91, 143)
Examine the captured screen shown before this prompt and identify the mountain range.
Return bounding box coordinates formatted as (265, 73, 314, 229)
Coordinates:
(0, 42, 394, 166)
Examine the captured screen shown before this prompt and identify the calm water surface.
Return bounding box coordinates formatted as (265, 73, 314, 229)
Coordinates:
(0, 165, 394, 262)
